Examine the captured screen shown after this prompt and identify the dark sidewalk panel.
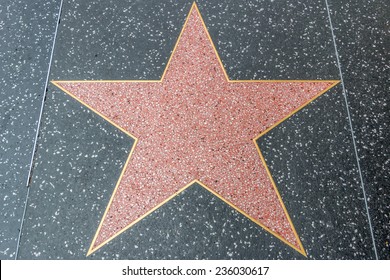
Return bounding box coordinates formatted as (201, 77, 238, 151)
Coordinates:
(0, 0, 61, 259)
(327, 0, 390, 259)
(51, 0, 339, 81)
(258, 84, 376, 259)
(198, 0, 339, 80)
(50, 0, 192, 80)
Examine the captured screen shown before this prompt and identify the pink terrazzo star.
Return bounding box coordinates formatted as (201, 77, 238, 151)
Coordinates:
(53, 3, 338, 256)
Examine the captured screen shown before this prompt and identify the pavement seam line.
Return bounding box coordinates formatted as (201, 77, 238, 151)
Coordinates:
(324, 0, 379, 260)
(15, 0, 65, 260)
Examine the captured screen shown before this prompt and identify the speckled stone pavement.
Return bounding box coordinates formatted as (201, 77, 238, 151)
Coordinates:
(0, 0, 388, 260)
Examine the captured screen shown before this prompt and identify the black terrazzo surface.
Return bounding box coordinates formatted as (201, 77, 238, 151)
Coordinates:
(1, 0, 387, 260)
(19, 181, 304, 259)
(51, 0, 339, 80)
(257, 84, 376, 259)
(51, 0, 191, 80)
(200, 0, 339, 80)
(0, 0, 60, 259)
(17, 87, 133, 259)
(91, 183, 303, 260)
(327, 0, 389, 259)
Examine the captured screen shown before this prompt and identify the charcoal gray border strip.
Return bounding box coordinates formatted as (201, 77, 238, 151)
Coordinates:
(15, 0, 65, 260)
(324, 0, 378, 259)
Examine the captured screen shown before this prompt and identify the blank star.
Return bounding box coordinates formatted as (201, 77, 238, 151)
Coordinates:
(53, 3, 338, 256)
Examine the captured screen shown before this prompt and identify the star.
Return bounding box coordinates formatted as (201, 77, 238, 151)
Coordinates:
(52, 3, 338, 257)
